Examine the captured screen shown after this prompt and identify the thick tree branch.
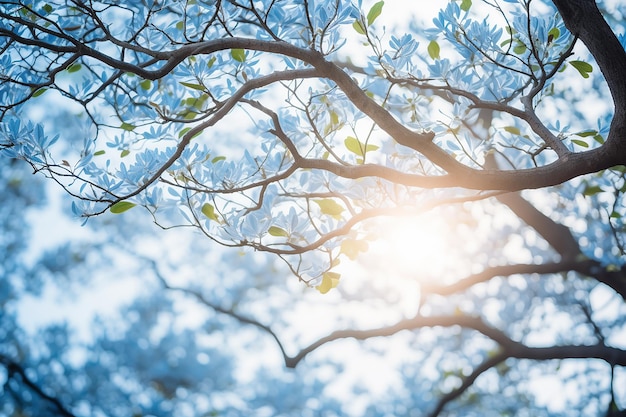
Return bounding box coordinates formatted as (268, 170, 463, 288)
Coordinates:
(552, 0, 626, 161)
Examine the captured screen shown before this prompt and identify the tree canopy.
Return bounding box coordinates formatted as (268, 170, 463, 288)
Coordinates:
(0, 0, 625, 416)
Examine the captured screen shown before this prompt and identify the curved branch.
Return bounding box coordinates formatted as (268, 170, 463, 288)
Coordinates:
(429, 351, 509, 417)
(0, 354, 76, 417)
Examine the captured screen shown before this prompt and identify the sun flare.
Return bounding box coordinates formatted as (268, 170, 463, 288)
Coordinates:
(338, 210, 464, 320)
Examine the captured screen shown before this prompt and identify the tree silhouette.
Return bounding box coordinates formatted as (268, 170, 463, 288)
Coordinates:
(1, 0, 625, 415)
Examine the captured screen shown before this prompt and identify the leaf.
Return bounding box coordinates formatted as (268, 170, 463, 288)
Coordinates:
(316, 271, 341, 294)
(340, 239, 369, 260)
(120, 149, 130, 157)
(593, 134, 605, 144)
(428, 40, 440, 60)
(110, 201, 136, 214)
(366, 1, 384, 26)
(67, 63, 82, 73)
(139, 79, 152, 90)
(570, 60, 593, 78)
(513, 43, 526, 55)
(352, 19, 366, 35)
(547, 27, 560, 43)
(207, 56, 216, 68)
(231, 49, 246, 63)
(93, 150, 105, 156)
(460, 0, 472, 11)
(176, 21, 184, 30)
(583, 185, 603, 197)
(180, 81, 206, 91)
(268, 226, 289, 237)
(201, 203, 219, 221)
(211, 156, 226, 163)
(32, 88, 47, 97)
(42, 3, 53, 13)
(503, 126, 521, 135)
(570, 139, 589, 148)
(575, 130, 597, 137)
(314, 199, 344, 217)
(121, 122, 135, 131)
(345, 136, 364, 157)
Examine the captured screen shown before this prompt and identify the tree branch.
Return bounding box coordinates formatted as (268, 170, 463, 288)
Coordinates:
(0, 354, 76, 417)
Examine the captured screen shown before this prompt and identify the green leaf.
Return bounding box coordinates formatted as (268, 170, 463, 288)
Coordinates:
(316, 271, 341, 294)
(340, 239, 369, 260)
(207, 56, 216, 68)
(268, 226, 289, 237)
(42, 3, 53, 13)
(593, 134, 605, 144)
(93, 150, 105, 156)
(345, 136, 365, 157)
(201, 203, 219, 221)
(231, 49, 246, 62)
(575, 130, 597, 137)
(120, 149, 130, 158)
(460, 0, 472, 11)
(139, 79, 152, 90)
(180, 81, 206, 91)
(513, 43, 526, 55)
(110, 201, 136, 214)
(428, 40, 440, 60)
(211, 156, 226, 163)
(121, 122, 135, 131)
(571, 139, 589, 148)
(67, 63, 82, 73)
(366, 1, 384, 26)
(330, 111, 340, 126)
(32, 88, 47, 97)
(547, 27, 560, 43)
(176, 21, 184, 30)
(583, 185, 603, 197)
(352, 19, 366, 34)
(503, 126, 521, 135)
(570, 60, 593, 78)
(314, 199, 344, 217)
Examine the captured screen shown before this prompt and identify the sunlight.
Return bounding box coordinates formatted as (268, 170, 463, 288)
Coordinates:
(338, 211, 461, 320)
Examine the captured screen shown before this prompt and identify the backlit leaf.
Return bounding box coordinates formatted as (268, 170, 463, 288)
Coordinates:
(583, 185, 603, 197)
(571, 139, 589, 148)
(460, 0, 472, 11)
(503, 126, 521, 135)
(121, 123, 135, 131)
(352, 20, 366, 34)
(345, 136, 364, 156)
(180, 81, 206, 91)
(67, 63, 82, 73)
(268, 226, 289, 237)
(110, 201, 136, 214)
(201, 203, 219, 221)
(316, 271, 341, 294)
(231, 49, 246, 62)
(314, 199, 344, 216)
(340, 239, 369, 260)
(428, 40, 440, 60)
(366, 1, 384, 26)
(570, 60, 592, 78)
